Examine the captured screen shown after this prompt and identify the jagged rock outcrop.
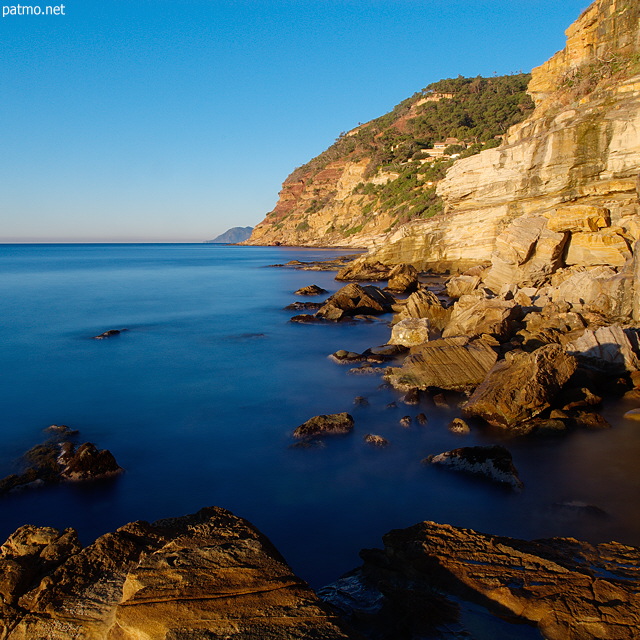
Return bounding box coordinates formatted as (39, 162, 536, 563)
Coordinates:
(323, 520, 640, 640)
(463, 343, 577, 428)
(424, 444, 523, 489)
(392, 289, 451, 331)
(385, 336, 498, 392)
(0, 507, 355, 639)
(314, 283, 395, 321)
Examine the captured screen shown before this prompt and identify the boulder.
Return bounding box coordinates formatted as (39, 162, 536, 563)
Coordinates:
(338, 520, 640, 640)
(285, 301, 324, 311)
(335, 260, 391, 282)
(442, 294, 522, 340)
(0, 428, 123, 495)
(424, 445, 522, 490)
(393, 289, 451, 331)
(386, 263, 419, 293)
(294, 284, 328, 296)
(293, 413, 354, 439)
(60, 443, 123, 481)
(0, 507, 355, 639)
(463, 344, 577, 429)
(315, 283, 395, 321)
(364, 434, 388, 447)
(389, 318, 435, 347)
(448, 418, 470, 434)
(566, 324, 640, 373)
(482, 217, 568, 292)
(385, 337, 498, 393)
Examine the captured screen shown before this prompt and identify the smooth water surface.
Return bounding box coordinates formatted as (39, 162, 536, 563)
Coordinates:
(1, 243, 639, 598)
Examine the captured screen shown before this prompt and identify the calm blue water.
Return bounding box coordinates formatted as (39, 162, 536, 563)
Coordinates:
(1, 243, 640, 600)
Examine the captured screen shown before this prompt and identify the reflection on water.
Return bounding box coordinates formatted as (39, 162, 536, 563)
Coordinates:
(0, 243, 639, 601)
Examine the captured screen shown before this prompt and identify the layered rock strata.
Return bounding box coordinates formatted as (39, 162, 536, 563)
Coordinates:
(322, 520, 640, 640)
(0, 507, 355, 639)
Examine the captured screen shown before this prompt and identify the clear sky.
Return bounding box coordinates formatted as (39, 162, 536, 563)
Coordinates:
(1, 0, 589, 242)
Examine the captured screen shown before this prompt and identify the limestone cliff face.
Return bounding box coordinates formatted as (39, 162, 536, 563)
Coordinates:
(246, 75, 533, 248)
(366, 0, 640, 271)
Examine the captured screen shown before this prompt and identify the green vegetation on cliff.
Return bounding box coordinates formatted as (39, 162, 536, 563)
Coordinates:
(286, 74, 533, 234)
(290, 74, 533, 183)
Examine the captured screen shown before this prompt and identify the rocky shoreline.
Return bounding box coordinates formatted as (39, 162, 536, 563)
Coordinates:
(1, 256, 639, 638)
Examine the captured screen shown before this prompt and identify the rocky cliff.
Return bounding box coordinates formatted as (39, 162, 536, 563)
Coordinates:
(364, 0, 640, 272)
(249, 0, 640, 291)
(246, 75, 533, 248)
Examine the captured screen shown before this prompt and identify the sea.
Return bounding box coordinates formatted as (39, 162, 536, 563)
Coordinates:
(1, 243, 640, 635)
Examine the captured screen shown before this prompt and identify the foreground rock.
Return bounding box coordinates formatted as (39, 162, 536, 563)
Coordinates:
(385, 337, 498, 392)
(463, 344, 577, 429)
(323, 520, 640, 640)
(424, 445, 523, 490)
(293, 413, 355, 439)
(0, 427, 123, 494)
(0, 507, 355, 639)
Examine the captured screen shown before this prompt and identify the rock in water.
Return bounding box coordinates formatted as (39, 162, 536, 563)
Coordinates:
(424, 445, 523, 490)
(463, 343, 576, 429)
(364, 434, 389, 447)
(92, 329, 124, 339)
(315, 283, 395, 321)
(294, 284, 328, 296)
(293, 413, 355, 438)
(0, 507, 355, 639)
(343, 520, 640, 640)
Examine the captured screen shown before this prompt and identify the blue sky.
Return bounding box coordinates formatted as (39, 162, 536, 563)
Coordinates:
(1, 0, 589, 242)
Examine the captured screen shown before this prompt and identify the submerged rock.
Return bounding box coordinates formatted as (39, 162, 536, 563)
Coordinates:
(0, 507, 355, 639)
(92, 329, 125, 339)
(293, 413, 355, 439)
(0, 427, 122, 495)
(424, 444, 523, 490)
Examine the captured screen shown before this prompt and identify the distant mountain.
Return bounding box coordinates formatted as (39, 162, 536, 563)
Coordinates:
(205, 226, 254, 244)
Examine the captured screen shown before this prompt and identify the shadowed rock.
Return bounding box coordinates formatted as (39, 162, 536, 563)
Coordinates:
(424, 445, 523, 490)
(316, 283, 395, 321)
(332, 519, 640, 640)
(386, 263, 419, 293)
